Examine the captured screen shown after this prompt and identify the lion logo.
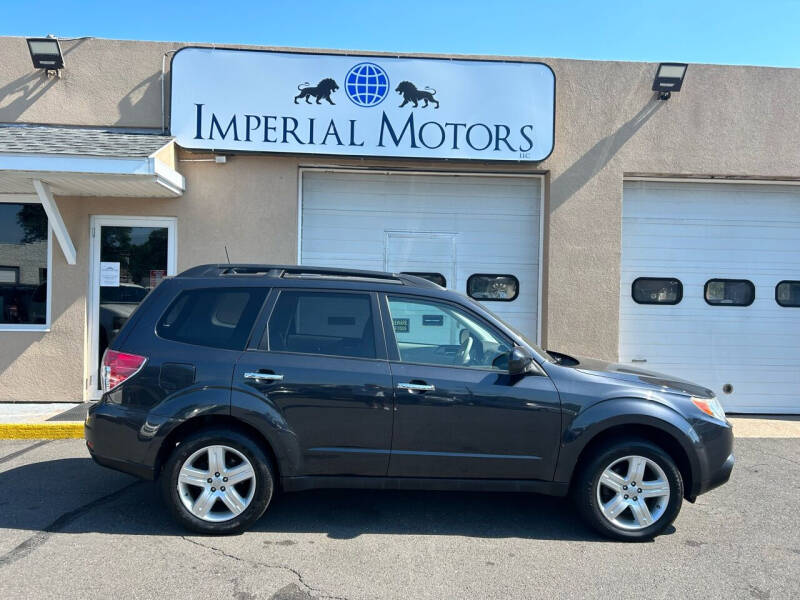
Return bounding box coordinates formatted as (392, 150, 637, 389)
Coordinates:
(294, 78, 339, 105)
(395, 81, 439, 109)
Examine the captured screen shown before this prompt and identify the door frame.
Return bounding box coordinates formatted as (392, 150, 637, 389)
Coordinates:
(297, 166, 546, 344)
(86, 215, 177, 399)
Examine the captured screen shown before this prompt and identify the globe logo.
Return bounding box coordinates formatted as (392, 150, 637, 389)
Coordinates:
(345, 62, 390, 107)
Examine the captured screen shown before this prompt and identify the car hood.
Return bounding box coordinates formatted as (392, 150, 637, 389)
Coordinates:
(564, 354, 714, 398)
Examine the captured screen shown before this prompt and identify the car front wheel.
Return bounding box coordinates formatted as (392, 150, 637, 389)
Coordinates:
(574, 438, 683, 541)
(161, 429, 274, 534)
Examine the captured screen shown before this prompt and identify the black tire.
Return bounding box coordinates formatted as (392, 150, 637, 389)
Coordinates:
(573, 438, 683, 541)
(161, 428, 274, 534)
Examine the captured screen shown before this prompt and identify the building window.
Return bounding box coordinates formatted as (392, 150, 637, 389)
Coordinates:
(400, 272, 447, 287)
(0, 203, 49, 328)
(467, 274, 519, 301)
(631, 277, 683, 305)
(704, 279, 755, 307)
(776, 281, 800, 307)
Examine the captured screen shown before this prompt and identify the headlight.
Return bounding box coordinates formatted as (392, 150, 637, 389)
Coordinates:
(691, 396, 727, 423)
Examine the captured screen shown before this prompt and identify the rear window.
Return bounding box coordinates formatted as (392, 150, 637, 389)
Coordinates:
(704, 279, 755, 307)
(157, 287, 267, 350)
(776, 281, 800, 307)
(266, 290, 376, 359)
(631, 277, 683, 305)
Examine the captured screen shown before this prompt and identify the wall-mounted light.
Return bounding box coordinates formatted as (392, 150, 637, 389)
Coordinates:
(652, 62, 687, 100)
(26, 36, 64, 75)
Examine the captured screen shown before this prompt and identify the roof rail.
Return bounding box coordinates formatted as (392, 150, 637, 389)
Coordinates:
(176, 264, 436, 286)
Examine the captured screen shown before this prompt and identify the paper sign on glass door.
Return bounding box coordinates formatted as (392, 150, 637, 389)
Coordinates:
(100, 262, 120, 287)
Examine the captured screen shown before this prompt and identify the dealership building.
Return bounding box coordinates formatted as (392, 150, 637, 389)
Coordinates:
(0, 36, 798, 413)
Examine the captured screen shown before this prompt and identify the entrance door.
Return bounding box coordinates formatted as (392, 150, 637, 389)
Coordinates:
(88, 216, 176, 399)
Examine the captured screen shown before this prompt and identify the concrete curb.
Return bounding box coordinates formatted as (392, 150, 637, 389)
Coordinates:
(0, 423, 84, 439)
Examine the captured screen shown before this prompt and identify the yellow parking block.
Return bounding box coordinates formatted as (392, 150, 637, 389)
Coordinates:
(0, 423, 84, 439)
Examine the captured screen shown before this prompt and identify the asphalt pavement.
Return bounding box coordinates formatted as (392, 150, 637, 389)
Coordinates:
(0, 437, 798, 599)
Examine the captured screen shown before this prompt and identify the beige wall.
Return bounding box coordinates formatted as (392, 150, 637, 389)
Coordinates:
(1, 36, 799, 401)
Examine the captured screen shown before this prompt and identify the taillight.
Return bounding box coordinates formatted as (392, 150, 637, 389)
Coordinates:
(102, 350, 147, 393)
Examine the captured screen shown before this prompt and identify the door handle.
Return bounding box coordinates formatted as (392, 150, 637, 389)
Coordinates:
(631, 358, 647, 363)
(244, 372, 284, 382)
(397, 382, 435, 392)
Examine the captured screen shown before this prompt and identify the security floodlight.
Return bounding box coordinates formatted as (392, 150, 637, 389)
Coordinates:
(652, 62, 687, 100)
(26, 36, 64, 72)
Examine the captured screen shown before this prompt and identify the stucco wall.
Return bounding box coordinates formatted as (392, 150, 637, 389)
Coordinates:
(1, 36, 799, 401)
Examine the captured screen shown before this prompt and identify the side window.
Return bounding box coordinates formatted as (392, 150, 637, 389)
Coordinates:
(400, 272, 446, 287)
(631, 277, 683, 305)
(386, 296, 512, 369)
(266, 291, 376, 359)
(704, 279, 755, 306)
(157, 287, 267, 350)
(776, 281, 800, 307)
(467, 274, 519, 301)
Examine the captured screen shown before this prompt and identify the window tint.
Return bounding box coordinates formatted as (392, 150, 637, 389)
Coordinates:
(776, 281, 800, 307)
(157, 288, 267, 350)
(631, 277, 683, 305)
(0, 203, 49, 326)
(387, 296, 512, 369)
(704, 279, 755, 306)
(467, 274, 519, 301)
(400, 272, 446, 287)
(267, 291, 376, 359)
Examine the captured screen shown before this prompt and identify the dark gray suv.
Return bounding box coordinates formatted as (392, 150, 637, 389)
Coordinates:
(86, 264, 733, 540)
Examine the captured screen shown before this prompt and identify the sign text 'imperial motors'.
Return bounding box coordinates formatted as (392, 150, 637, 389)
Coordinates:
(170, 48, 555, 162)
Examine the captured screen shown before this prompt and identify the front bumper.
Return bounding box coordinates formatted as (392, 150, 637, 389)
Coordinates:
(688, 417, 734, 500)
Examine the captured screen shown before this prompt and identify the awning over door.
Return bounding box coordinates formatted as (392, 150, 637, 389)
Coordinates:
(0, 125, 185, 265)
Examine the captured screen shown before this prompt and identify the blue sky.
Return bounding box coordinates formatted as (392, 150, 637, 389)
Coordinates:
(4, 0, 800, 68)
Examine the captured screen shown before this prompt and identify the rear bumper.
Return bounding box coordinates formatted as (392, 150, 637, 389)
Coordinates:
(84, 400, 164, 481)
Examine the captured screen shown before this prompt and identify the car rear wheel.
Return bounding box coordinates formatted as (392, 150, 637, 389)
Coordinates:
(161, 429, 274, 534)
(573, 438, 683, 541)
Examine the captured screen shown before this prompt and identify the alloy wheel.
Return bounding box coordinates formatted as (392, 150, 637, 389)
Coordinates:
(177, 444, 257, 522)
(596, 454, 671, 531)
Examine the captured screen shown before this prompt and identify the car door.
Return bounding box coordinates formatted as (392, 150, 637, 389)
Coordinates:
(381, 293, 561, 481)
(232, 288, 394, 477)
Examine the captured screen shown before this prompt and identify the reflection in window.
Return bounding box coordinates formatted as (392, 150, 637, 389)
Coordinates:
(776, 281, 800, 307)
(467, 274, 519, 301)
(631, 277, 683, 305)
(0, 203, 48, 325)
(704, 279, 755, 306)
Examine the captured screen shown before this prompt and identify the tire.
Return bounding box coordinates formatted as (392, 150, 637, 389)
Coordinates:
(573, 438, 683, 541)
(161, 428, 274, 534)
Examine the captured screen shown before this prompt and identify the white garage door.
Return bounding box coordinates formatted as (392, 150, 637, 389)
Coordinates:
(620, 180, 800, 414)
(301, 171, 542, 340)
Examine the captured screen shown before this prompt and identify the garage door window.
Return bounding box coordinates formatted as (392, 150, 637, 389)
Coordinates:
(776, 281, 800, 307)
(400, 272, 446, 287)
(631, 277, 683, 305)
(467, 274, 519, 301)
(704, 279, 755, 307)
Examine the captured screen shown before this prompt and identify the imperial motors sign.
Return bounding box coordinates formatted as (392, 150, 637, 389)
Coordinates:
(170, 47, 555, 161)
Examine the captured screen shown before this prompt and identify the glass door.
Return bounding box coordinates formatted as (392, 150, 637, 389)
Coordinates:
(88, 216, 176, 399)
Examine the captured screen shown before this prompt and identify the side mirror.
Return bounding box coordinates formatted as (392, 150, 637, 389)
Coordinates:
(508, 346, 534, 375)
